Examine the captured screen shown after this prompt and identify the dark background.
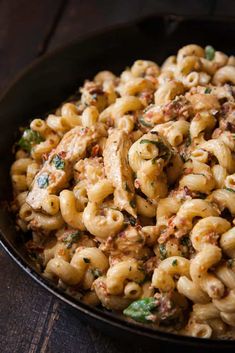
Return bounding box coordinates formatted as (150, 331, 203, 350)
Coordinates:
(0, 1, 235, 352)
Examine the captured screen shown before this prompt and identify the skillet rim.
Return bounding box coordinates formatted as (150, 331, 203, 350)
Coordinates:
(1, 13, 235, 348)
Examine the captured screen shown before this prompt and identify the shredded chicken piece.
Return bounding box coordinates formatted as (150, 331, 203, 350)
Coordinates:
(104, 129, 136, 217)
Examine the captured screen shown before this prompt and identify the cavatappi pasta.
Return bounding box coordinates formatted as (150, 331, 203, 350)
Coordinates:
(11, 44, 235, 339)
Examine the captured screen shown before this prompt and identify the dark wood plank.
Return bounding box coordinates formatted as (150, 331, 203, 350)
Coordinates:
(0, 249, 95, 353)
(48, 0, 142, 50)
(0, 248, 149, 353)
(87, 326, 146, 353)
(0, 249, 54, 353)
(48, 0, 214, 51)
(213, 0, 235, 17)
(36, 303, 95, 353)
(137, 0, 212, 18)
(0, 0, 65, 93)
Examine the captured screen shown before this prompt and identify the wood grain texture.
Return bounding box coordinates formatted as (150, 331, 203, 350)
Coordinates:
(48, 0, 141, 50)
(0, 248, 53, 353)
(0, 0, 65, 92)
(48, 0, 214, 51)
(213, 0, 235, 17)
(0, 246, 155, 353)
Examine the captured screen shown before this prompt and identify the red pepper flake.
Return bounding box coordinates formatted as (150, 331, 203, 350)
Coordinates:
(91, 144, 100, 157)
(50, 174, 56, 183)
(168, 216, 175, 227)
(135, 223, 142, 231)
(58, 151, 67, 158)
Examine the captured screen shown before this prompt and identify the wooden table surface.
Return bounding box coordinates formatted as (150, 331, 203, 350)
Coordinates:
(0, 1, 233, 352)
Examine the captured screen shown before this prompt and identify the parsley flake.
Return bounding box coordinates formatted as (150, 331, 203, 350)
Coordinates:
(205, 45, 215, 61)
(225, 188, 235, 193)
(37, 174, 49, 189)
(18, 129, 44, 152)
(159, 244, 167, 260)
(204, 87, 212, 94)
(140, 139, 171, 161)
(51, 154, 65, 170)
(63, 231, 81, 249)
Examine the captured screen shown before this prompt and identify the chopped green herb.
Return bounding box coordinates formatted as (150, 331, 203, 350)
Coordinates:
(140, 139, 171, 161)
(138, 116, 153, 128)
(172, 259, 178, 266)
(159, 244, 167, 260)
(37, 174, 49, 189)
(18, 129, 44, 152)
(83, 257, 90, 263)
(225, 187, 235, 193)
(51, 154, 65, 170)
(140, 139, 159, 146)
(130, 199, 136, 208)
(151, 157, 157, 165)
(192, 173, 206, 177)
(123, 297, 157, 323)
(91, 268, 102, 278)
(124, 294, 181, 324)
(63, 231, 81, 249)
(227, 259, 234, 268)
(205, 45, 215, 61)
(204, 87, 212, 94)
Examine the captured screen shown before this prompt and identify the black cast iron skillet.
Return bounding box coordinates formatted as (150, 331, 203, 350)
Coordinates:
(1, 14, 235, 352)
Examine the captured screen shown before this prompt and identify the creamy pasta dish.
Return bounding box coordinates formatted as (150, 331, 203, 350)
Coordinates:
(11, 44, 235, 339)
